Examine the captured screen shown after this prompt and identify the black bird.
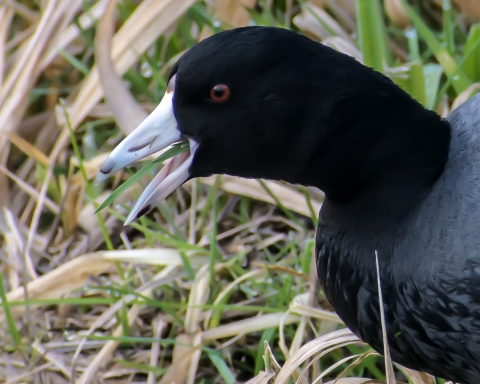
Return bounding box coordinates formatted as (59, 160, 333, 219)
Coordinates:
(97, 27, 480, 383)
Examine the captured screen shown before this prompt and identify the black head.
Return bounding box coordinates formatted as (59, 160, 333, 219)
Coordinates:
(171, 27, 381, 183)
(98, 26, 450, 224)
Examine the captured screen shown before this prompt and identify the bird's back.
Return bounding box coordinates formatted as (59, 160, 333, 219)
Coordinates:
(317, 94, 480, 383)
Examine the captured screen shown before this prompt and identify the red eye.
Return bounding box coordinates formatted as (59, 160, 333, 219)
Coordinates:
(210, 84, 230, 102)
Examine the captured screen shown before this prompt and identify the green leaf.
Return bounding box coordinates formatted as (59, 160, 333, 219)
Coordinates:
(94, 144, 189, 213)
(207, 352, 236, 384)
(0, 273, 23, 351)
(423, 64, 443, 110)
(392, 64, 429, 106)
(209, 179, 221, 287)
(442, 0, 455, 55)
(258, 180, 303, 227)
(82, 123, 97, 161)
(435, 39, 480, 106)
(408, 62, 427, 106)
(300, 239, 315, 278)
(57, 48, 90, 75)
(405, 27, 420, 62)
(35, 163, 60, 202)
(400, 0, 471, 94)
(120, 302, 130, 340)
(462, 24, 480, 82)
(62, 99, 114, 250)
(124, 67, 154, 99)
(187, 2, 215, 29)
(255, 327, 276, 375)
(115, 359, 166, 375)
(9, 297, 114, 306)
(356, 0, 392, 72)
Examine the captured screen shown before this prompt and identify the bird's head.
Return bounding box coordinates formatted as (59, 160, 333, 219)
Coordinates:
(96, 26, 449, 224)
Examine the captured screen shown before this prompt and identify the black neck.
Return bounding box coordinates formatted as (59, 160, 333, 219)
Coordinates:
(301, 88, 451, 230)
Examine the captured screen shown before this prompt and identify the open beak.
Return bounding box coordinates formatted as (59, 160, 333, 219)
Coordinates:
(96, 75, 198, 225)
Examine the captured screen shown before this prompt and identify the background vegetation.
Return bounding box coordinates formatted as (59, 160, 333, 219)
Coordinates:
(0, 0, 479, 383)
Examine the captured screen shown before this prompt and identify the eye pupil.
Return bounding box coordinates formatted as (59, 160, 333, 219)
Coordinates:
(210, 84, 230, 102)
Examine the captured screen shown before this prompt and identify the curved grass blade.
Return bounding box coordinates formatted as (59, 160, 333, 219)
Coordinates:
(95, 143, 189, 214)
(400, 0, 471, 94)
(462, 24, 480, 82)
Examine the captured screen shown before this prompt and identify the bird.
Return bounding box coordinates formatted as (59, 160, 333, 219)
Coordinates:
(96, 26, 480, 383)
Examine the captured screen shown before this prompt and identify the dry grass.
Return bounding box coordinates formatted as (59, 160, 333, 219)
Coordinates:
(0, 0, 478, 383)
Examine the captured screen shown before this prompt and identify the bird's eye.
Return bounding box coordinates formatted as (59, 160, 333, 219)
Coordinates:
(210, 84, 230, 102)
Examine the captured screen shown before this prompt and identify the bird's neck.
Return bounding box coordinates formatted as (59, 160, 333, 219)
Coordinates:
(306, 97, 451, 231)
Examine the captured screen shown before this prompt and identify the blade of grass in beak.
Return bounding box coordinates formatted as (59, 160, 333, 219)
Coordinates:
(95, 143, 189, 214)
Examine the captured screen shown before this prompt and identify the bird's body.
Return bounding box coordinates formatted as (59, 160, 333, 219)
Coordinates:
(318, 94, 480, 383)
(97, 26, 480, 383)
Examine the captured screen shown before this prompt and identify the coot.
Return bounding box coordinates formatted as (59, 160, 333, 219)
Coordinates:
(97, 27, 480, 383)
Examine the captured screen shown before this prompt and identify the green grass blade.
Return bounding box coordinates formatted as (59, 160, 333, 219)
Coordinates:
(300, 239, 315, 278)
(207, 352, 236, 384)
(198, 175, 222, 222)
(105, 207, 208, 252)
(434, 37, 480, 106)
(209, 191, 220, 287)
(124, 66, 154, 99)
(462, 24, 480, 82)
(82, 122, 97, 161)
(62, 100, 113, 250)
(423, 64, 444, 110)
(301, 186, 319, 227)
(0, 273, 23, 351)
(187, 2, 215, 29)
(94, 144, 189, 213)
(115, 359, 166, 375)
(178, 250, 195, 281)
(408, 62, 427, 105)
(258, 180, 303, 228)
(356, 0, 391, 72)
(255, 327, 276, 375)
(405, 27, 420, 61)
(442, 0, 455, 55)
(10, 297, 114, 306)
(57, 48, 90, 75)
(400, 0, 471, 93)
(120, 302, 130, 339)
